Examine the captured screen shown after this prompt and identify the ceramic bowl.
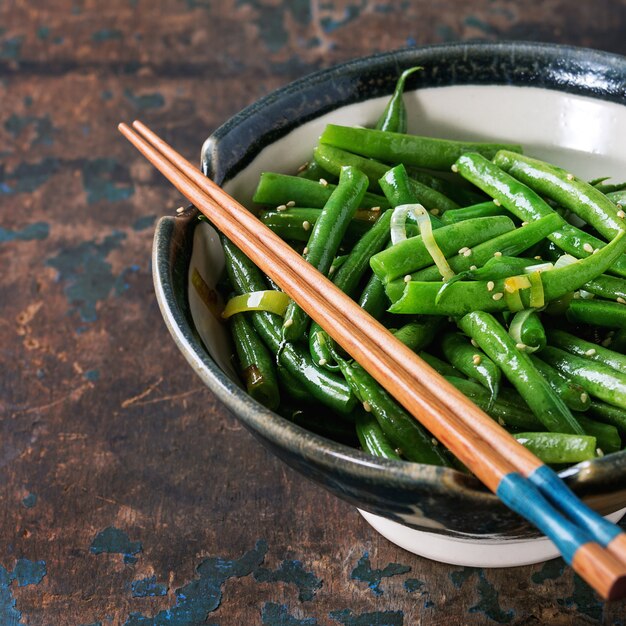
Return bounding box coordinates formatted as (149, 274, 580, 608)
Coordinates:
(153, 42, 626, 567)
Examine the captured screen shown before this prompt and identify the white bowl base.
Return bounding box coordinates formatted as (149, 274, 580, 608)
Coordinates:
(358, 508, 626, 568)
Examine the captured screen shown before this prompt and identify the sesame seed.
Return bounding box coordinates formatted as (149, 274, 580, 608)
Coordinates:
(618, 209, 626, 219)
(404, 274, 412, 283)
(573, 291, 581, 299)
(362, 401, 372, 412)
(431, 438, 439, 446)
(328, 266, 335, 275)
(302, 220, 311, 231)
(618, 297, 626, 304)
(176, 206, 185, 214)
(521, 221, 529, 227)
(583, 243, 594, 253)
(297, 161, 309, 173)
(580, 392, 589, 403)
(430, 208, 440, 216)
(493, 198, 501, 206)
(492, 292, 504, 301)
(318, 358, 327, 366)
(472, 354, 482, 365)
(283, 319, 293, 328)
(566, 173, 574, 180)
(592, 248, 599, 254)
(534, 255, 542, 260)
(516, 342, 527, 350)
(497, 417, 506, 426)
(470, 265, 478, 271)
(286, 200, 296, 207)
(371, 206, 381, 212)
(463, 248, 472, 257)
(451, 164, 459, 173)
(494, 251, 503, 258)
(597, 448, 605, 457)
(303, 246, 309, 255)
(585, 348, 596, 356)
(276, 204, 287, 211)
(319, 178, 328, 187)
(602, 337, 613, 347)
(458, 246, 470, 255)
(471, 339, 478, 347)
(487, 281, 495, 292)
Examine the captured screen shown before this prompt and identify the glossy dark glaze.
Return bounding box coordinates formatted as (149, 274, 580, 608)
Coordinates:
(155, 43, 626, 538)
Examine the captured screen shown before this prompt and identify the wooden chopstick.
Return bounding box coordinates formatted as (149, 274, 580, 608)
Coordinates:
(119, 120, 626, 600)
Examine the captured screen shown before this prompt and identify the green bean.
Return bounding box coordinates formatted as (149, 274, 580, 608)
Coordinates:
(392, 318, 440, 352)
(408, 168, 488, 207)
(391, 229, 626, 316)
(441, 332, 500, 404)
(596, 182, 626, 194)
(512, 433, 597, 464)
(587, 400, 626, 434)
(529, 354, 590, 412)
(320, 124, 522, 170)
(282, 166, 368, 341)
(419, 352, 460, 377)
(230, 312, 280, 410)
(493, 150, 626, 241)
(455, 152, 626, 278)
(575, 416, 622, 454)
(545, 328, 626, 373)
(297, 159, 336, 182)
(376, 66, 422, 133)
(610, 329, 626, 353)
(566, 299, 626, 330)
(281, 402, 358, 445)
(338, 359, 451, 466)
(253, 172, 389, 210)
(457, 312, 584, 434)
(441, 201, 508, 224)
(314, 144, 458, 211)
(223, 237, 356, 415)
(582, 274, 626, 302)
(356, 412, 402, 461)
(379, 164, 447, 224)
(540, 346, 626, 409)
(357, 273, 389, 320)
(260, 207, 373, 244)
(277, 365, 315, 404)
(309, 210, 393, 368)
(370, 216, 515, 284)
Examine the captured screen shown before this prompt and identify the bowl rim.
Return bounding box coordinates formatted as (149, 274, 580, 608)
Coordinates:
(155, 41, 626, 513)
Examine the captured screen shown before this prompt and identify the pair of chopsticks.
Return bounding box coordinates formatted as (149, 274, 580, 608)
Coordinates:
(119, 120, 626, 600)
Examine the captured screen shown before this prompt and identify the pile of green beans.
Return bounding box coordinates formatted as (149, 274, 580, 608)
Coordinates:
(215, 67, 626, 469)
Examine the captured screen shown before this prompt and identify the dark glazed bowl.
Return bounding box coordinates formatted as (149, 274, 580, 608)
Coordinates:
(153, 43, 626, 549)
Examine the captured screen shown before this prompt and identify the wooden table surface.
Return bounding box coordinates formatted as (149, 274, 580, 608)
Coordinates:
(2, 2, 626, 624)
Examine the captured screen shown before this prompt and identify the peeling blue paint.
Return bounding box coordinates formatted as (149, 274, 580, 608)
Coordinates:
(0, 158, 60, 193)
(464, 15, 497, 35)
(329, 608, 404, 626)
(449, 566, 477, 589)
(531, 558, 565, 584)
(0, 222, 49, 243)
(124, 89, 165, 110)
(403, 578, 424, 593)
(350, 552, 410, 596)
(4, 114, 56, 146)
(557, 574, 604, 622)
(92, 29, 123, 42)
(131, 575, 168, 598)
(0, 36, 23, 60)
(101, 90, 113, 101)
(122, 540, 267, 625)
(0, 558, 47, 625)
(469, 571, 514, 624)
(113, 265, 140, 296)
(84, 369, 100, 382)
(81, 158, 134, 204)
(22, 493, 37, 509)
(36, 26, 50, 40)
(262, 602, 317, 625)
(45, 231, 127, 322)
(254, 559, 322, 601)
(320, 3, 364, 34)
(90, 527, 142, 563)
(132, 215, 156, 231)
(13, 559, 46, 587)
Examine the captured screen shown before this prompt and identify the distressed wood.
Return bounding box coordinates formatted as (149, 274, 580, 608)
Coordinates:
(1, 1, 626, 624)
